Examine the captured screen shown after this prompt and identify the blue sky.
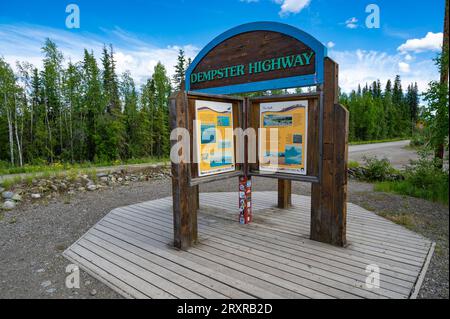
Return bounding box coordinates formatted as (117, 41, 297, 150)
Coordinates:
(0, 0, 445, 92)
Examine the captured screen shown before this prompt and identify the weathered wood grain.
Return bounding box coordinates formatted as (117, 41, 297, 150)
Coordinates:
(64, 192, 433, 299)
(310, 58, 348, 247)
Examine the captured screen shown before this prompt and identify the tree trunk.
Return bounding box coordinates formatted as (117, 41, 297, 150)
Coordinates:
(437, 0, 449, 161)
(5, 94, 15, 165)
(14, 94, 24, 167)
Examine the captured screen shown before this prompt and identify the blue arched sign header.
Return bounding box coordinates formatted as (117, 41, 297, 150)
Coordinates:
(185, 22, 327, 94)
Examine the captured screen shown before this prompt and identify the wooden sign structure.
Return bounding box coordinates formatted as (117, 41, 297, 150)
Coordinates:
(169, 22, 348, 250)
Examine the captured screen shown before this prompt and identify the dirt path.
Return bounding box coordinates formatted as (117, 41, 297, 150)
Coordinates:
(0, 176, 447, 299)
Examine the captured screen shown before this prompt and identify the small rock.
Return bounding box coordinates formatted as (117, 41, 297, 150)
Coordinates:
(12, 194, 22, 202)
(84, 280, 91, 286)
(100, 177, 108, 183)
(0, 187, 5, 193)
(96, 173, 108, 178)
(2, 200, 16, 210)
(46, 288, 57, 294)
(36, 268, 45, 273)
(87, 184, 97, 191)
(77, 187, 86, 192)
(41, 280, 51, 288)
(2, 191, 15, 200)
(117, 178, 123, 182)
(90, 289, 97, 296)
(50, 184, 58, 192)
(31, 193, 41, 199)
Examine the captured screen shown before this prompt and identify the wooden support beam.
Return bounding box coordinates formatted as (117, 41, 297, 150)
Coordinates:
(277, 179, 292, 208)
(310, 58, 348, 247)
(169, 90, 198, 250)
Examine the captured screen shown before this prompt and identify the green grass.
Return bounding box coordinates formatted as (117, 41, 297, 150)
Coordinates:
(349, 137, 410, 145)
(0, 157, 169, 176)
(348, 160, 360, 169)
(375, 180, 449, 205)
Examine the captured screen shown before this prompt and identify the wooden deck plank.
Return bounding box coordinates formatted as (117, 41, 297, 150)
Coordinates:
(105, 211, 335, 298)
(82, 233, 230, 299)
(64, 192, 433, 299)
(64, 249, 146, 299)
(135, 201, 424, 277)
(94, 223, 301, 299)
(69, 244, 176, 298)
(115, 206, 414, 288)
(85, 228, 254, 299)
(76, 238, 202, 299)
(114, 204, 408, 297)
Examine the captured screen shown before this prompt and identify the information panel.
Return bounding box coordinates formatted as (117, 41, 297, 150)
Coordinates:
(195, 100, 235, 177)
(259, 100, 308, 175)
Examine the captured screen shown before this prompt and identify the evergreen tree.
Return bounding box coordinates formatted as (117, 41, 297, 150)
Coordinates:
(173, 49, 186, 91)
(81, 49, 104, 161)
(152, 62, 171, 157)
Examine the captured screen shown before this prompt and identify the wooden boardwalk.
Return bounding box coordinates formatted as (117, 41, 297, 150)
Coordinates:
(64, 192, 434, 299)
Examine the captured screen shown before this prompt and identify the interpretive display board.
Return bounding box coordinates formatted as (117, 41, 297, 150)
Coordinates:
(259, 100, 308, 175)
(195, 100, 235, 177)
(170, 22, 348, 250)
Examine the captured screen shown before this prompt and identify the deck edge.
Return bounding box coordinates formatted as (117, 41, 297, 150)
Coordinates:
(409, 242, 436, 299)
(63, 250, 134, 299)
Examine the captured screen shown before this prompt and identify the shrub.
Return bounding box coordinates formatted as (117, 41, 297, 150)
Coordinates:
(410, 132, 427, 147)
(375, 148, 449, 205)
(362, 156, 396, 182)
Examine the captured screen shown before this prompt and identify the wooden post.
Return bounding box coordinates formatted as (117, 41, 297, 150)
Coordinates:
(169, 90, 198, 249)
(310, 58, 348, 247)
(277, 179, 292, 208)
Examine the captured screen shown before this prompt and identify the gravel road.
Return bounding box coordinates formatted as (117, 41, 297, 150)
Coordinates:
(1, 174, 447, 299)
(349, 140, 418, 169)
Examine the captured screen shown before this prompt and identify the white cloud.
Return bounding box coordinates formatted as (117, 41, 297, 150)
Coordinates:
(397, 32, 443, 53)
(398, 62, 410, 73)
(329, 49, 438, 93)
(345, 17, 358, 29)
(0, 23, 199, 86)
(275, 0, 311, 16)
(327, 41, 335, 48)
(404, 54, 413, 61)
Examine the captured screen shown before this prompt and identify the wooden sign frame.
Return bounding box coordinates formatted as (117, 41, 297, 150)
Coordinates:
(185, 21, 327, 94)
(169, 22, 348, 250)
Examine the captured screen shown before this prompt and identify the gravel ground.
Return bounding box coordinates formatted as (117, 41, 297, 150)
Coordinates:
(0, 175, 447, 299)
